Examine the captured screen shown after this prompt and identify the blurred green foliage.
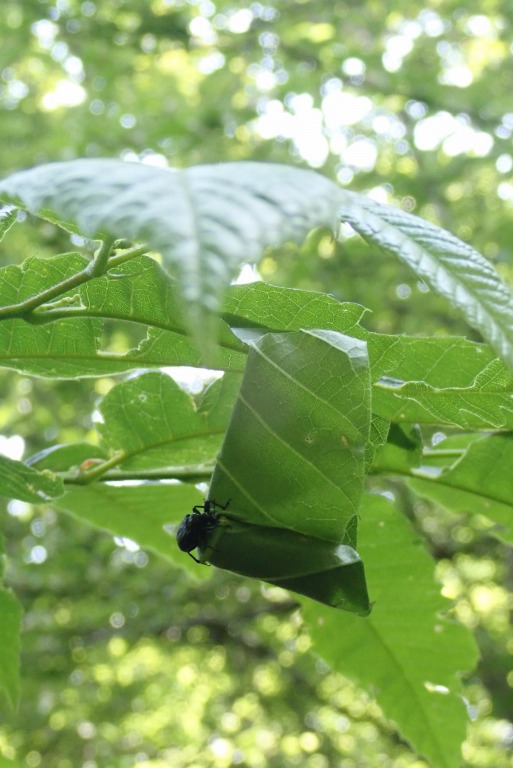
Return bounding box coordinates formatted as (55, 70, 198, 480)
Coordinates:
(1, 0, 513, 765)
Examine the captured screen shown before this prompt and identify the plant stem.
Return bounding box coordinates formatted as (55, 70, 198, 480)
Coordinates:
(0, 238, 147, 321)
(64, 461, 215, 485)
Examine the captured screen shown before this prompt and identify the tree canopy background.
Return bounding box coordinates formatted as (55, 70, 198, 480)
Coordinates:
(1, 1, 513, 766)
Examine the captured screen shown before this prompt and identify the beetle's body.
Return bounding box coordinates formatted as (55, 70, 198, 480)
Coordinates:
(176, 499, 230, 563)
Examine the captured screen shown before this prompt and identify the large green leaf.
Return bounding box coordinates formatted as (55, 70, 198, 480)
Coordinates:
(340, 193, 513, 371)
(0, 160, 344, 355)
(410, 433, 513, 541)
(202, 329, 372, 613)
(97, 371, 240, 471)
(209, 329, 370, 537)
(303, 494, 479, 768)
(223, 280, 366, 335)
(375, 369, 513, 429)
(0, 253, 104, 378)
(39, 254, 247, 369)
(5, 254, 510, 420)
(372, 341, 513, 428)
(0, 533, 22, 711)
(0, 253, 246, 378)
(225, 282, 513, 429)
(365, 334, 496, 388)
(203, 515, 369, 614)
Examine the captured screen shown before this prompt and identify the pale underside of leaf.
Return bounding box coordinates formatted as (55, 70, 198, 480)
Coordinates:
(0, 160, 345, 355)
(340, 192, 513, 371)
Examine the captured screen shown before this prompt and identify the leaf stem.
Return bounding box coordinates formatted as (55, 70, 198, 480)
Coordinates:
(87, 236, 114, 276)
(105, 242, 149, 268)
(0, 238, 148, 322)
(63, 462, 214, 485)
(71, 451, 127, 484)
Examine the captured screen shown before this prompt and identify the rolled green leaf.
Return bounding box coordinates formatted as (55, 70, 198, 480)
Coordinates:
(200, 515, 369, 614)
(179, 328, 372, 615)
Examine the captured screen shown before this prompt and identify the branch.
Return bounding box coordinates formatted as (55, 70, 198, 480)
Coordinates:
(0, 239, 148, 322)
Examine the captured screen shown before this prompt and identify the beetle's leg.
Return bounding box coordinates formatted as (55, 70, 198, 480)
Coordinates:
(187, 550, 211, 565)
(188, 551, 211, 566)
(211, 498, 231, 511)
(192, 504, 206, 514)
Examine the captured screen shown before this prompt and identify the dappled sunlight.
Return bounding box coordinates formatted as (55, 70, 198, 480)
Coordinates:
(413, 112, 493, 156)
(41, 79, 87, 110)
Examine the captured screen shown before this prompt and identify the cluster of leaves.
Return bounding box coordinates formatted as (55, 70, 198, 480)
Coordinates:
(1, 158, 513, 767)
(4, 0, 513, 264)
